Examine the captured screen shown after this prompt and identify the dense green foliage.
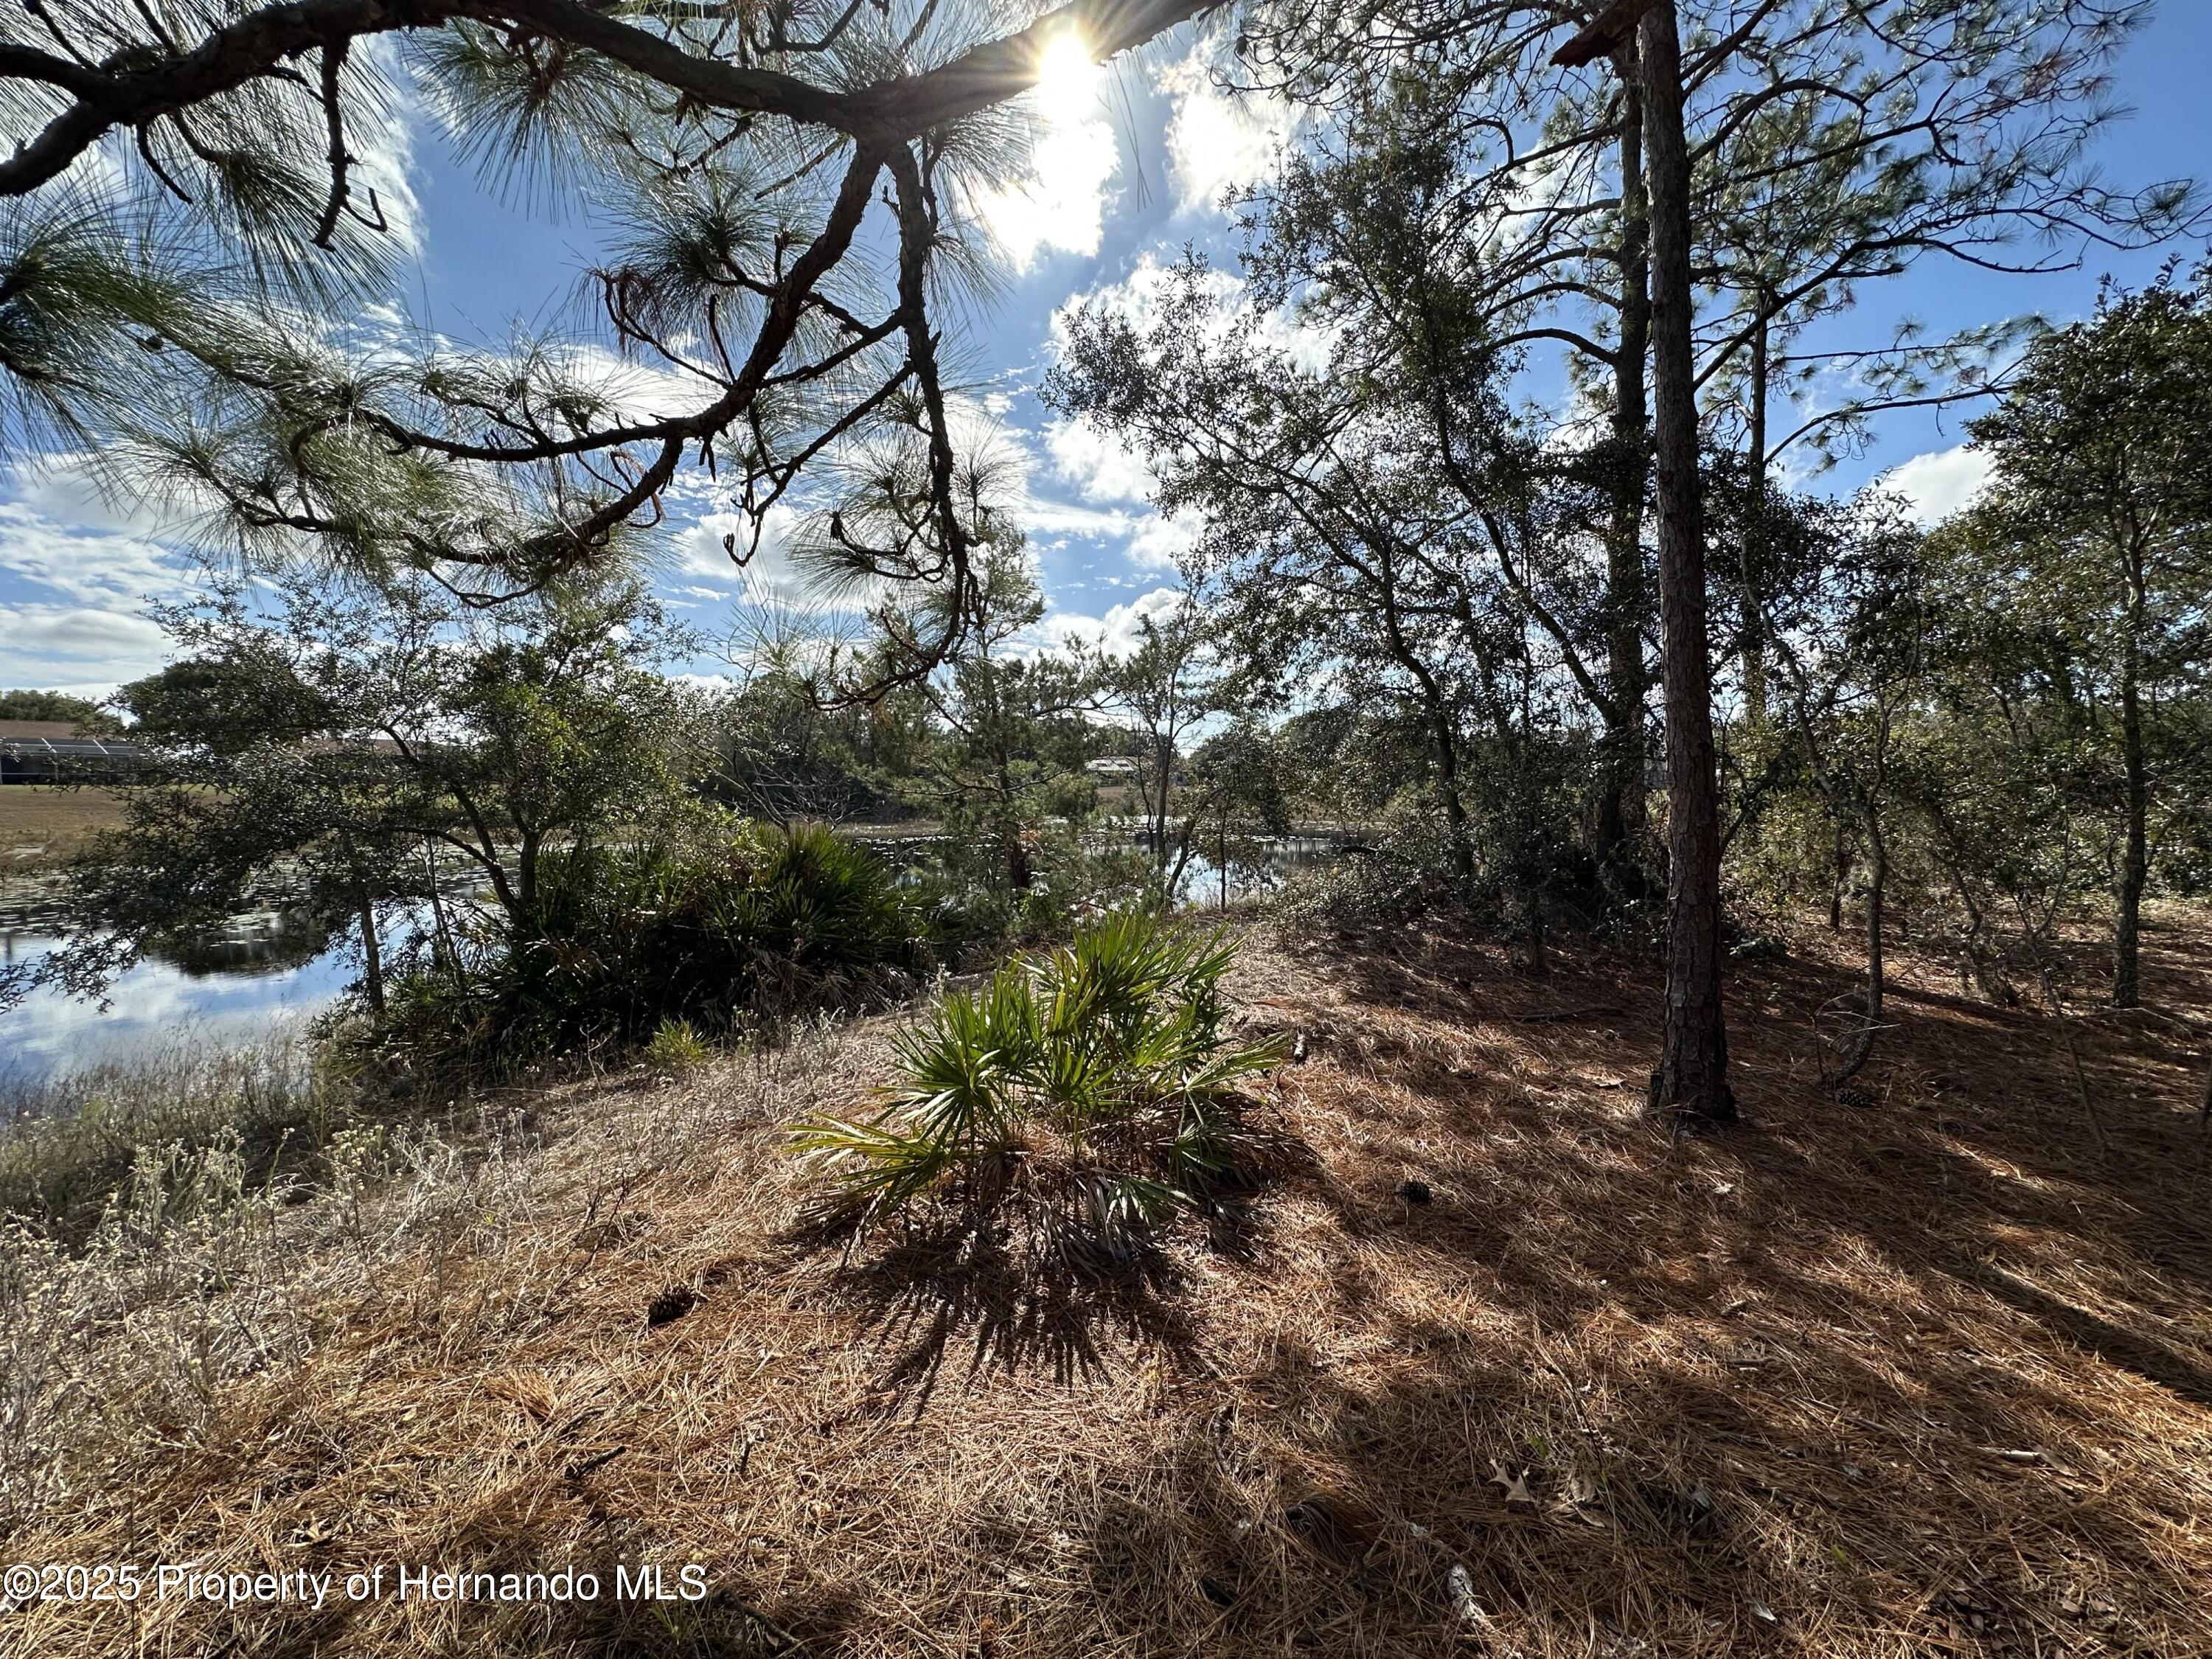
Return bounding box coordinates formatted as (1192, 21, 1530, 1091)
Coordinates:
(795, 911, 1286, 1270)
(376, 824, 929, 1074)
(9, 570, 712, 1022)
(0, 689, 121, 731)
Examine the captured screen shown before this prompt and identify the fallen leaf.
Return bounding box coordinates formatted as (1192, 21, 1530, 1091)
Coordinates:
(1490, 1462, 1536, 1506)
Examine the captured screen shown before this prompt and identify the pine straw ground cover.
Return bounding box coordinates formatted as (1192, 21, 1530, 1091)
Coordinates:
(4, 911, 2211, 1658)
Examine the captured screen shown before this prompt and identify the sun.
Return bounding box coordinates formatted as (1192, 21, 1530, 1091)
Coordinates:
(971, 24, 1114, 268)
(1032, 27, 1099, 119)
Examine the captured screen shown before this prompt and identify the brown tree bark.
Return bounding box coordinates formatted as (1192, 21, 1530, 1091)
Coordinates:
(1594, 38, 1653, 900)
(357, 893, 385, 1020)
(2113, 544, 2149, 1007)
(1638, 0, 1735, 1124)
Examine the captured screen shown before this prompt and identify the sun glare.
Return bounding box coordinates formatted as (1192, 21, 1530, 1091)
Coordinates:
(971, 25, 1114, 268)
(1033, 28, 1099, 119)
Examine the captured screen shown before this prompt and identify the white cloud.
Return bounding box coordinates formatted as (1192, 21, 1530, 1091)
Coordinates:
(1051, 252, 1336, 375)
(355, 38, 428, 259)
(1158, 46, 1299, 216)
(0, 507, 181, 611)
(1044, 417, 1154, 504)
(0, 603, 171, 670)
(1883, 444, 1993, 526)
(1032, 585, 1187, 656)
(7, 458, 162, 538)
(0, 469, 195, 691)
(548, 343, 723, 424)
(669, 505, 811, 605)
(970, 42, 1121, 271)
(1127, 512, 1198, 571)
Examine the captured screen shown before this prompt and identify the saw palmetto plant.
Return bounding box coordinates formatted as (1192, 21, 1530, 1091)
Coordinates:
(795, 908, 1286, 1269)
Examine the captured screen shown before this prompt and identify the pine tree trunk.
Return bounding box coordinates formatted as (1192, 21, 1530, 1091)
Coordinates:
(1639, 0, 1734, 1125)
(2113, 633, 2146, 1007)
(1596, 41, 1652, 897)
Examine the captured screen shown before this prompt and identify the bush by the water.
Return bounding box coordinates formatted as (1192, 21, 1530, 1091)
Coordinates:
(1269, 810, 1470, 933)
(380, 824, 927, 1073)
(794, 910, 1287, 1271)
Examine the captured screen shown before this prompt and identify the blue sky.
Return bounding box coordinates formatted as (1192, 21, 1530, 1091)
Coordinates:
(4, 4, 2208, 699)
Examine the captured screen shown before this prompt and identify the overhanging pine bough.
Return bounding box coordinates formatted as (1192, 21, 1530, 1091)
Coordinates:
(0, 0, 1221, 664)
(0, 1, 1221, 192)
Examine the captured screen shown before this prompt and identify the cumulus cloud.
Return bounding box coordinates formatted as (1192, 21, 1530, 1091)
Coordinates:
(0, 602, 171, 673)
(553, 344, 724, 423)
(1127, 511, 1199, 571)
(1051, 252, 1336, 375)
(1043, 416, 1156, 504)
(970, 43, 1121, 271)
(1032, 585, 1188, 656)
(1883, 444, 1994, 526)
(1158, 46, 1299, 217)
(666, 504, 814, 605)
(0, 507, 180, 611)
(0, 464, 198, 690)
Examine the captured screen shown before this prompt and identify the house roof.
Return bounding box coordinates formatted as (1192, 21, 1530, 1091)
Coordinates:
(0, 726, 153, 761)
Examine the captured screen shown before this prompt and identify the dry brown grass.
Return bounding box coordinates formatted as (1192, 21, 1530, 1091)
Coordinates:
(0, 786, 128, 865)
(4, 911, 2211, 1658)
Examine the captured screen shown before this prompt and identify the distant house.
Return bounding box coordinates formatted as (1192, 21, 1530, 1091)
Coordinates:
(0, 721, 156, 785)
(1086, 756, 1141, 778)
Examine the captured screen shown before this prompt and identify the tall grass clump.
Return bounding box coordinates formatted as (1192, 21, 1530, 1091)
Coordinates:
(0, 1029, 346, 1236)
(795, 911, 1287, 1271)
(378, 823, 927, 1074)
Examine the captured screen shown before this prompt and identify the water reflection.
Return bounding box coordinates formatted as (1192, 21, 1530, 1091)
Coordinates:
(0, 888, 415, 1085)
(0, 831, 1349, 1086)
(1, 922, 361, 1085)
(1165, 833, 1346, 908)
(145, 910, 344, 977)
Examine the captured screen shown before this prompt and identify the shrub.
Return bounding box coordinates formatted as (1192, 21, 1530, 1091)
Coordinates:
(1270, 810, 1466, 933)
(793, 910, 1287, 1271)
(376, 823, 927, 1075)
(0, 1032, 343, 1237)
(641, 1017, 712, 1073)
(900, 823, 1160, 956)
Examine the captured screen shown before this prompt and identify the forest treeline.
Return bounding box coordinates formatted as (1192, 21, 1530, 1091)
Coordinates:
(1, 0, 2208, 1113)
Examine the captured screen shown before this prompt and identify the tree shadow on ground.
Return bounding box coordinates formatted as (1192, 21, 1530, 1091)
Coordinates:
(1023, 908, 2211, 1655)
(20, 914, 2211, 1658)
(806, 1219, 1200, 1405)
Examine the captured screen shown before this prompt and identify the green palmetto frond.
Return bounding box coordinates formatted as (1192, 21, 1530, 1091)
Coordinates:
(796, 909, 1287, 1253)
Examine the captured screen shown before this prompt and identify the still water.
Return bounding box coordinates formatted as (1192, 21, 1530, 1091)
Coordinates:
(1, 905, 364, 1085)
(0, 832, 1350, 1088)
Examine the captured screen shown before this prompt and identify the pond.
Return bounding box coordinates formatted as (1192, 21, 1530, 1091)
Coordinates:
(1161, 832, 1349, 909)
(1, 900, 367, 1088)
(0, 830, 1353, 1090)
